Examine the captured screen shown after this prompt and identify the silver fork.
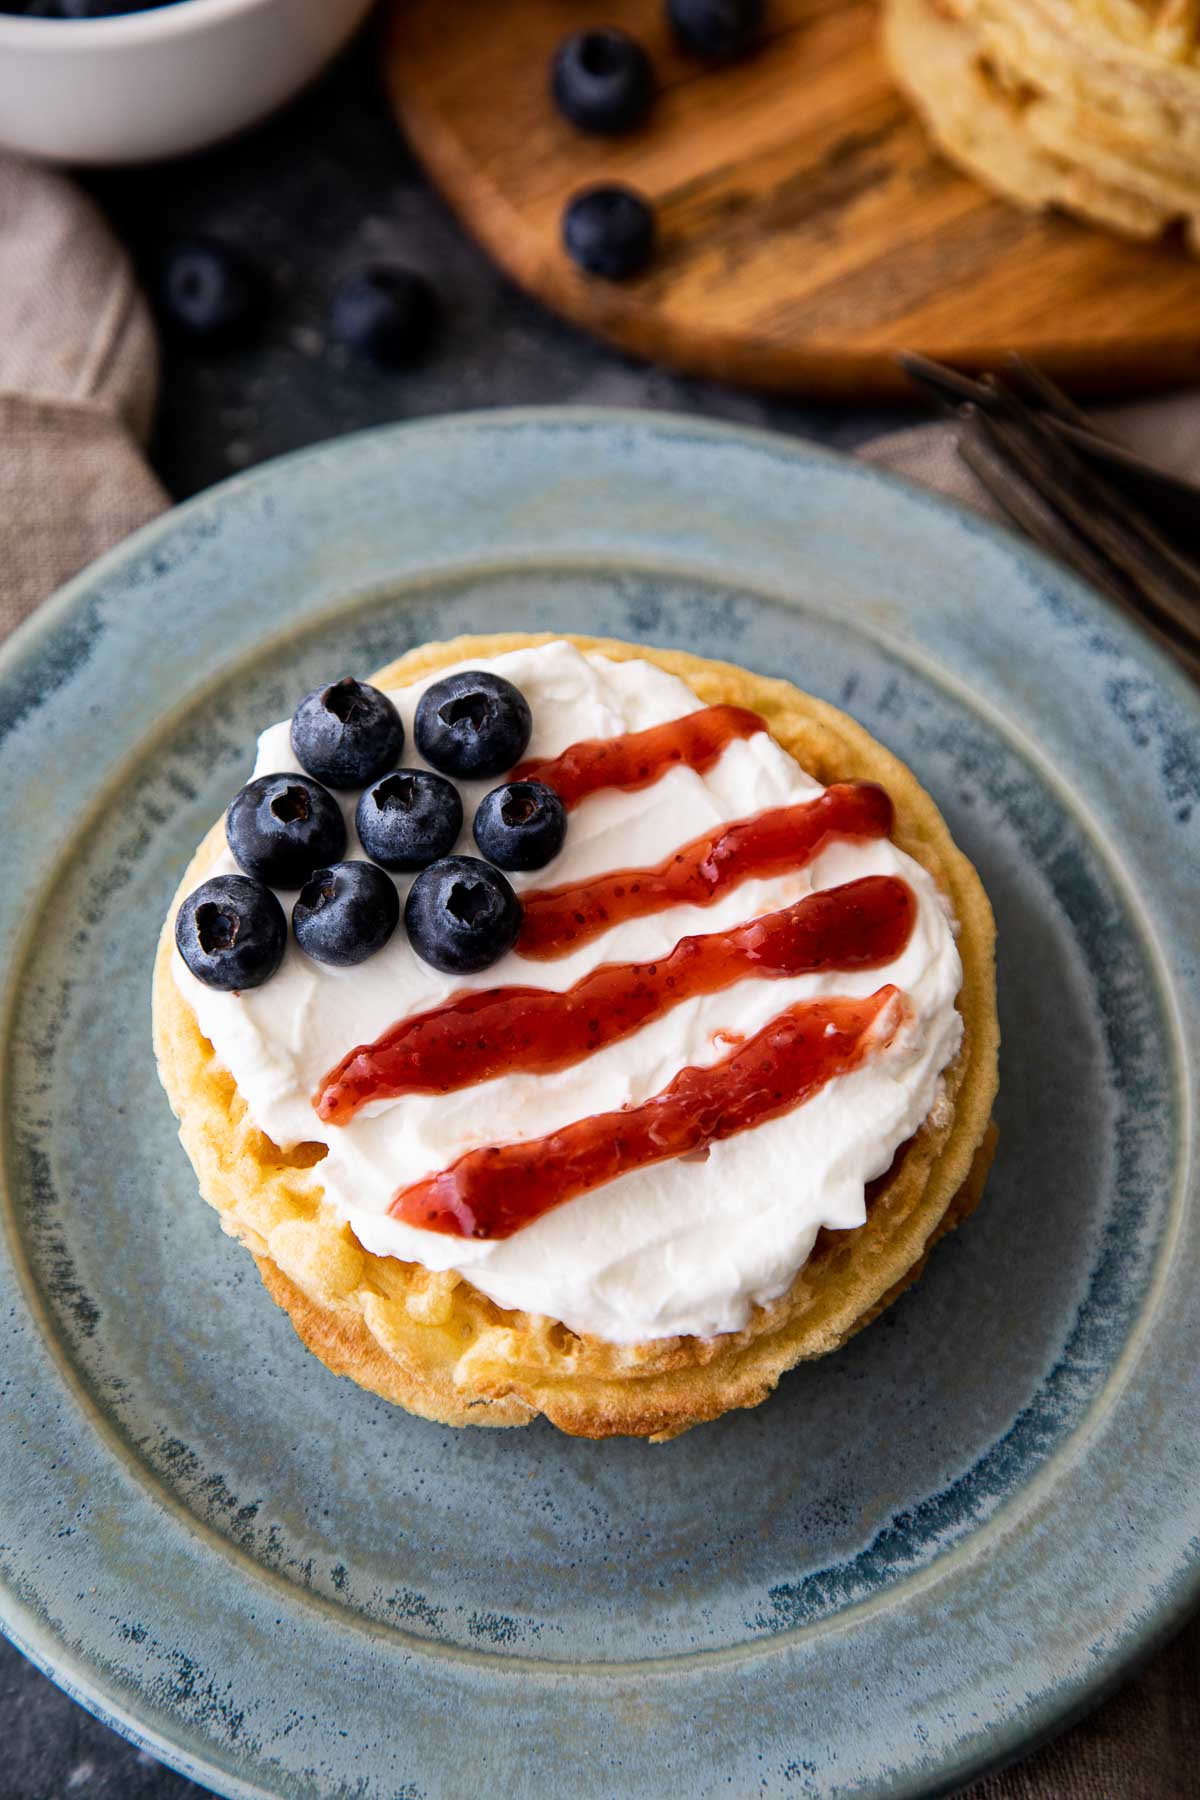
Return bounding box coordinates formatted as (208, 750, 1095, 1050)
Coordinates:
(898, 353, 1200, 683)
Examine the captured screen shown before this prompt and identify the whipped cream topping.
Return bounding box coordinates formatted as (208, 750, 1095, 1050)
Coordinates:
(174, 642, 963, 1343)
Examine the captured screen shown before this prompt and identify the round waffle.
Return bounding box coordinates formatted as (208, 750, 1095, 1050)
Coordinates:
(153, 633, 1000, 1442)
(884, 0, 1200, 250)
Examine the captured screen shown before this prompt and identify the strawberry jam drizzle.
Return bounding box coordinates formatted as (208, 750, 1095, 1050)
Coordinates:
(517, 781, 894, 960)
(513, 703, 766, 809)
(316, 875, 915, 1122)
(389, 988, 903, 1240)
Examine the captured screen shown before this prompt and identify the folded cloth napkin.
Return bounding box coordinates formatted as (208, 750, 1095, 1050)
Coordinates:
(0, 154, 166, 634)
(0, 149, 1196, 1800)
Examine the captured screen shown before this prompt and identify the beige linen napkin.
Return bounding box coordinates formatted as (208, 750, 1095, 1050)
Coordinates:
(0, 149, 1196, 1800)
(0, 154, 165, 632)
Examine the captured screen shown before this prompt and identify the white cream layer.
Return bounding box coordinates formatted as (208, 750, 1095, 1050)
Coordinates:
(174, 641, 963, 1343)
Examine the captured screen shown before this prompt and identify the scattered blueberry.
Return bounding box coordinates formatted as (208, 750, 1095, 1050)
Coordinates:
(226, 772, 346, 889)
(159, 236, 266, 345)
(175, 874, 286, 992)
(292, 861, 400, 967)
(551, 27, 654, 135)
(667, 0, 765, 59)
(414, 670, 532, 780)
(330, 267, 438, 368)
(473, 781, 566, 872)
(356, 768, 463, 871)
(290, 677, 404, 789)
(405, 856, 523, 974)
(562, 185, 655, 280)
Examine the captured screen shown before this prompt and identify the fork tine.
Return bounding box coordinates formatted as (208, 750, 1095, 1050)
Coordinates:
(958, 422, 1200, 682)
(958, 425, 1127, 592)
(968, 399, 1200, 647)
(1048, 420, 1200, 555)
(976, 413, 1200, 657)
(1003, 356, 1106, 438)
(979, 380, 1200, 594)
(897, 353, 994, 415)
(958, 419, 1141, 602)
(900, 357, 1200, 531)
(900, 352, 1200, 677)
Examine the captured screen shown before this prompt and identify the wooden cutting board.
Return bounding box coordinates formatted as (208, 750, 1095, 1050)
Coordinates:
(383, 0, 1200, 400)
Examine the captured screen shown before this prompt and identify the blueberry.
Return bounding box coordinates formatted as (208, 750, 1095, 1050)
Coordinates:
(14, 0, 161, 13)
(356, 768, 463, 871)
(551, 28, 654, 134)
(330, 267, 438, 368)
(405, 856, 522, 974)
(290, 677, 404, 789)
(159, 236, 266, 344)
(667, 0, 765, 59)
(473, 781, 566, 872)
(17, 0, 154, 13)
(175, 874, 286, 992)
(414, 670, 532, 780)
(292, 861, 400, 967)
(226, 772, 346, 889)
(562, 185, 655, 280)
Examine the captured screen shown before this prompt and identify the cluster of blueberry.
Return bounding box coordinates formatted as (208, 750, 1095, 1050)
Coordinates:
(176, 671, 567, 993)
(558, 0, 766, 280)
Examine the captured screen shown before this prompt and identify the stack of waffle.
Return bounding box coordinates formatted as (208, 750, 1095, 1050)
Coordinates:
(883, 0, 1200, 250)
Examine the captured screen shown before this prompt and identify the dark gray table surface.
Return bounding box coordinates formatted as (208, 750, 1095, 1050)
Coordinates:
(90, 36, 895, 506)
(0, 30, 919, 1800)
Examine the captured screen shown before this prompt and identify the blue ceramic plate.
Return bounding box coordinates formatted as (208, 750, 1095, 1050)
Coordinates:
(0, 411, 1196, 1800)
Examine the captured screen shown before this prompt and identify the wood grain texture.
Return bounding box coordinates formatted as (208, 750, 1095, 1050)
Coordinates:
(383, 0, 1200, 399)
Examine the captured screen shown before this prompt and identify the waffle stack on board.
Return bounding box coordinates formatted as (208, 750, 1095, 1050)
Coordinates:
(884, 0, 1200, 250)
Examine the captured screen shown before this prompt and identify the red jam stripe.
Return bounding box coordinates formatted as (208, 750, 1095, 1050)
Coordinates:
(388, 987, 904, 1240)
(316, 875, 915, 1122)
(513, 704, 766, 809)
(517, 781, 894, 961)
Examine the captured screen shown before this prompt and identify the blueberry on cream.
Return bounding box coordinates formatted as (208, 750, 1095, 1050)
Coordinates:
(405, 855, 523, 974)
(356, 769, 463, 871)
(414, 669, 533, 779)
(175, 874, 286, 992)
(290, 677, 404, 789)
(473, 780, 566, 871)
(292, 861, 400, 968)
(226, 772, 346, 889)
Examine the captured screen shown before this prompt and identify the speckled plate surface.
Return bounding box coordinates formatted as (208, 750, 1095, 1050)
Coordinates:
(0, 410, 1196, 1800)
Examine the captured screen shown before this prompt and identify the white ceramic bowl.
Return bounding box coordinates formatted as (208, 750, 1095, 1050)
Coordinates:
(0, 0, 376, 165)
